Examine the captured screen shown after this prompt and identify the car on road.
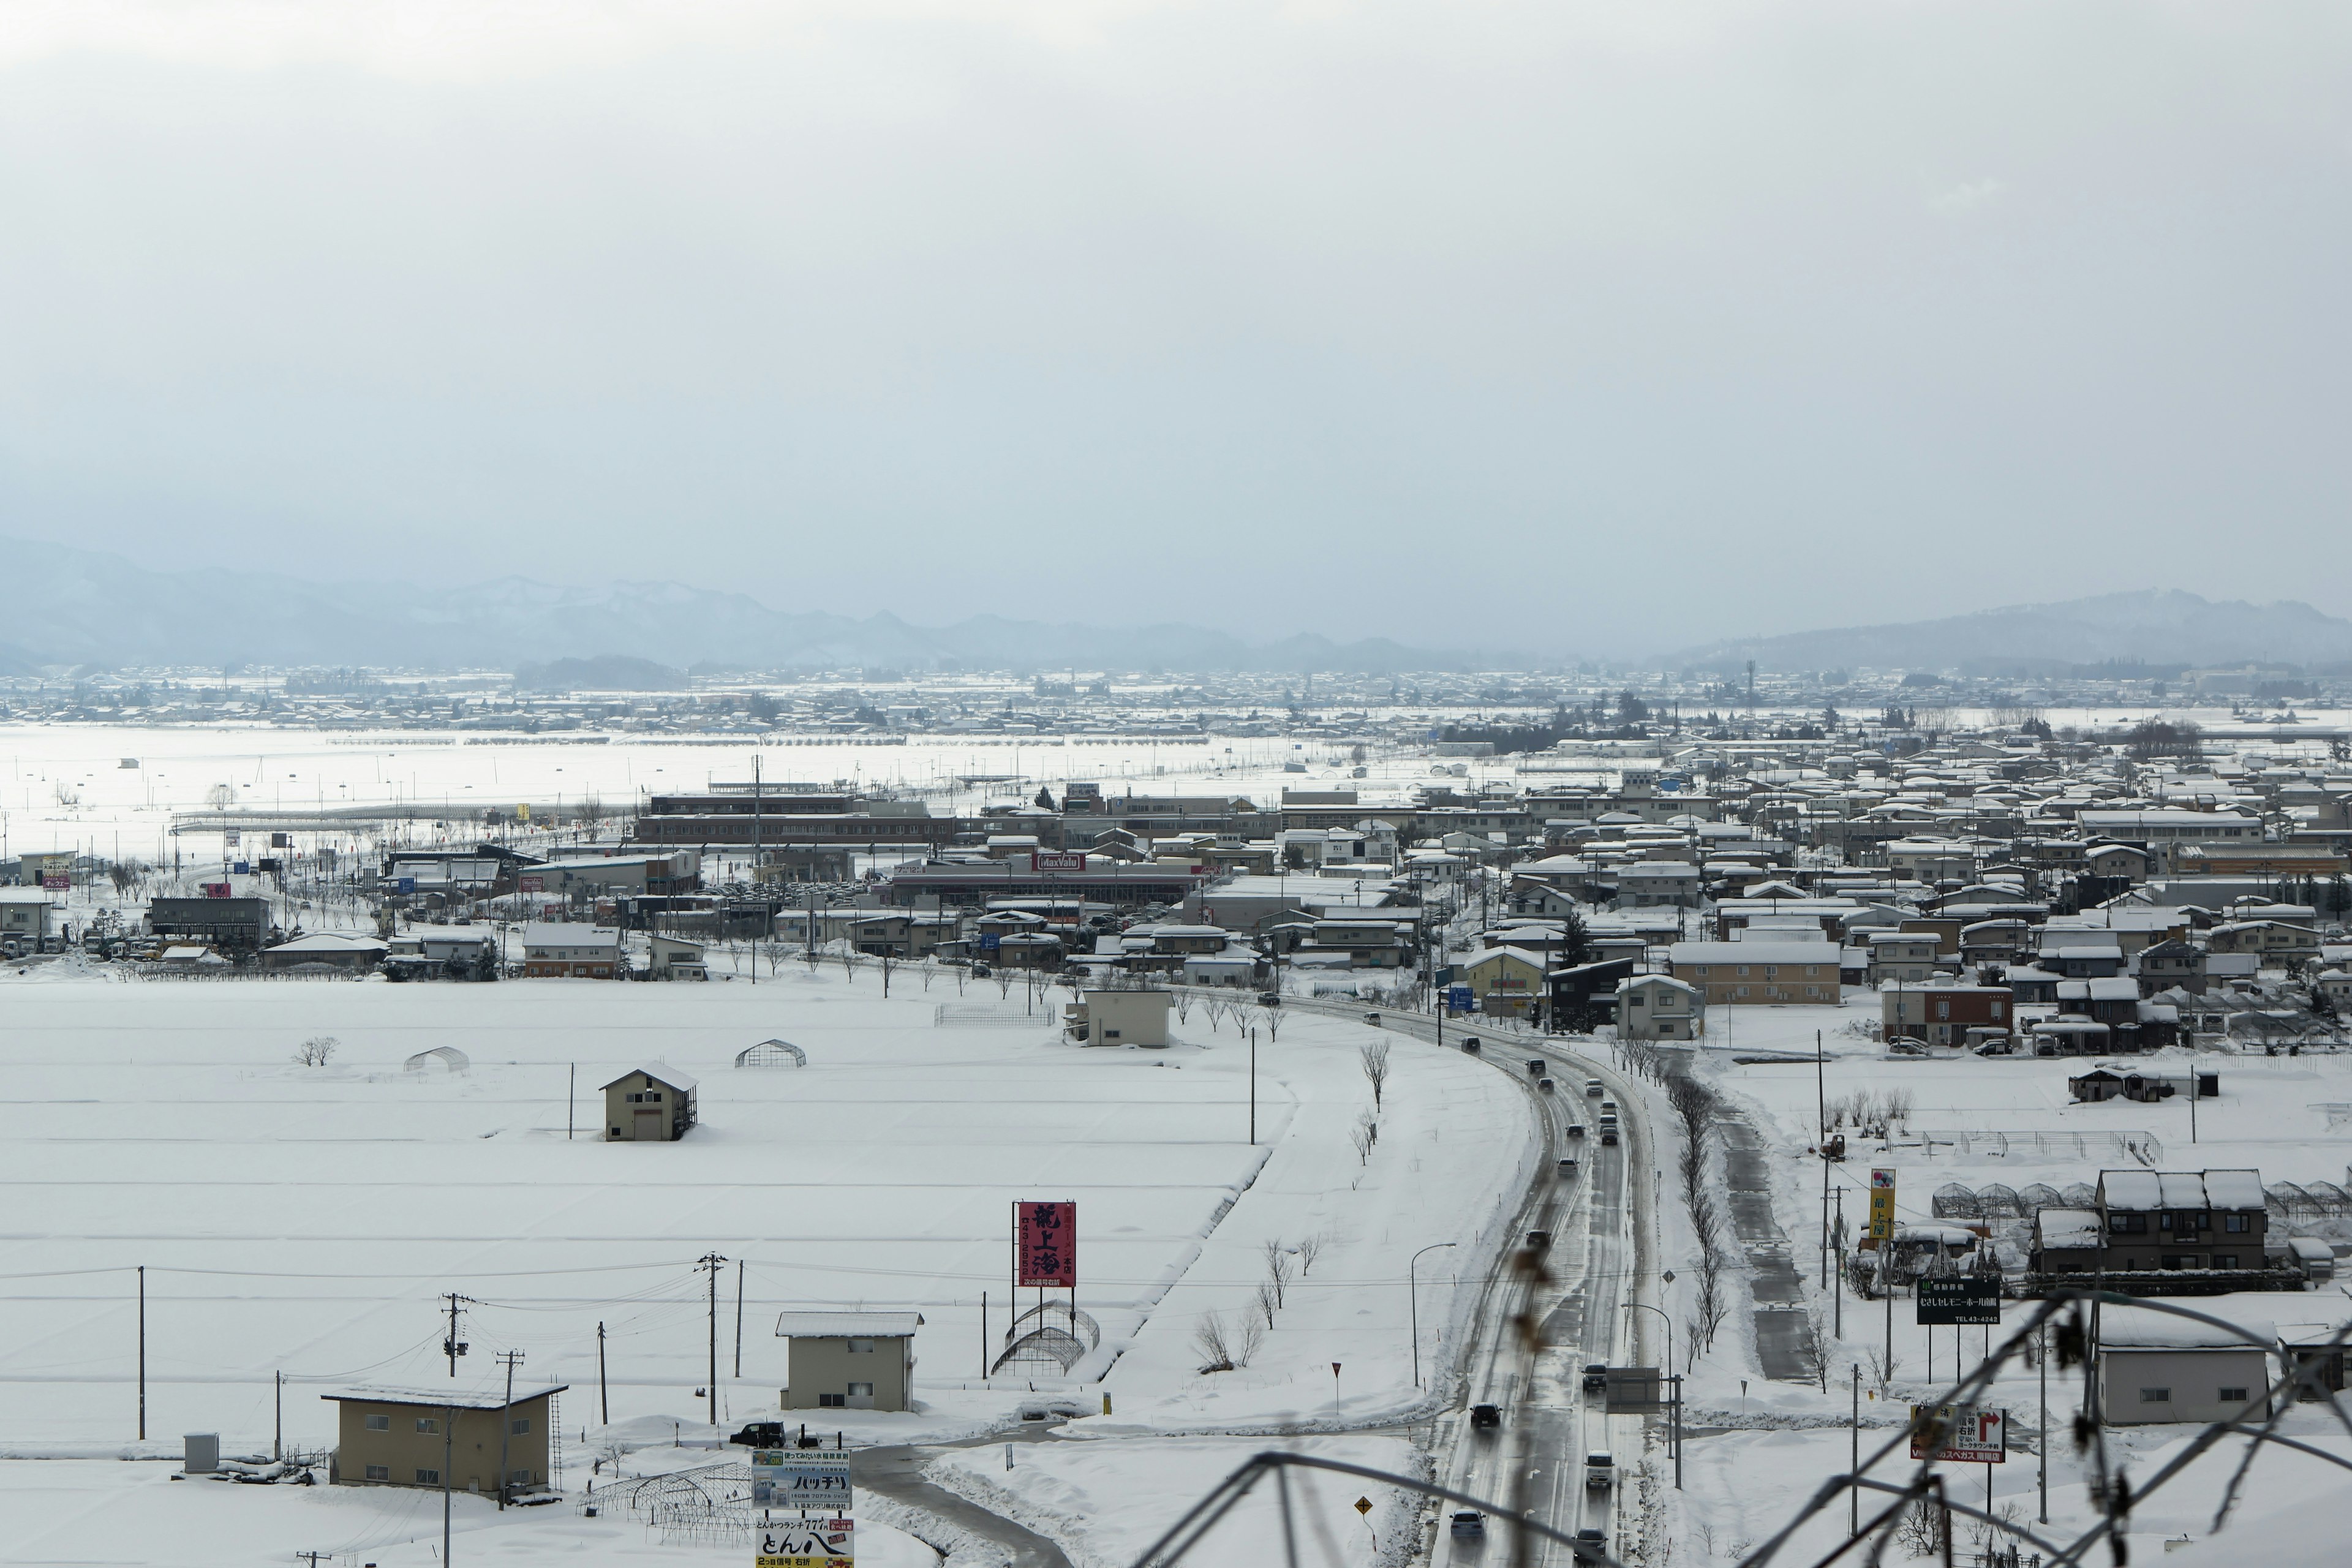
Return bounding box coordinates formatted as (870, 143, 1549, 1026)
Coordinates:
(1526, 1229, 1552, 1250)
(1599, 1099, 1616, 1117)
(1558, 1156, 1578, 1176)
(1585, 1079, 1603, 1097)
(1461, 1036, 1482, 1053)
(1364, 1012, 1382, 1026)
(1470, 1403, 1501, 1431)
(1257, 992, 1281, 1007)
(1567, 1122, 1585, 1139)
(1887, 1036, 1932, 1058)
(1581, 1363, 1607, 1392)
(1600, 1126, 1619, 1145)
(1538, 1076, 1555, 1093)
(1572, 1528, 1609, 1561)
(1450, 1510, 1486, 1537)
(1527, 1058, 1547, 1076)
(1585, 1452, 1615, 1490)
(1973, 1035, 2019, 1056)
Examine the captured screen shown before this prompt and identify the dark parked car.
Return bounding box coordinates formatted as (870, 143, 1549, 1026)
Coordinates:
(1471, 1403, 1501, 1431)
(728, 1422, 786, 1448)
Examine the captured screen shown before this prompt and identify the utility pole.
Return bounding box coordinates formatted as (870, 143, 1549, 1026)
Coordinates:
(442, 1403, 454, 1566)
(568, 1063, 575, 1140)
(496, 1350, 524, 1509)
(1250, 1028, 1257, 1145)
(275, 1370, 283, 1461)
(597, 1321, 609, 1425)
(698, 1254, 726, 1429)
(445, 1294, 472, 1376)
(734, 1263, 745, 1378)
(137, 1265, 146, 1442)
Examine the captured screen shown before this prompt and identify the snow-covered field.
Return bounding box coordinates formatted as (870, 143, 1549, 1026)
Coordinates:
(0, 963, 1534, 1562)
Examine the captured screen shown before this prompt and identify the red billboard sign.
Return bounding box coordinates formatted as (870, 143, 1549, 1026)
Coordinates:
(1017, 1201, 1076, 1288)
(202, 882, 233, 899)
(40, 873, 69, 891)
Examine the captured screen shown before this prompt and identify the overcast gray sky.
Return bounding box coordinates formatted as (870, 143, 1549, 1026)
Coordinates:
(1, 1, 2346, 656)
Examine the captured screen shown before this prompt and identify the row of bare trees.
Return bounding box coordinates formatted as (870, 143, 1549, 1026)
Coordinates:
(1665, 1072, 1733, 1362)
(1194, 1232, 1329, 1373)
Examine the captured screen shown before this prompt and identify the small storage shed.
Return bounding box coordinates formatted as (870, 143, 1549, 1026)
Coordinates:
(2097, 1306, 2271, 1426)
(603, 1065, 698, 1141)
(774, 1311, 922, 1411)
(1063, 989, 1173, 1047)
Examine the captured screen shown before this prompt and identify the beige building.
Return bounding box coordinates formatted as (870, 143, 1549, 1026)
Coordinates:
(324, 1382, 566, 1496)
(602, 1065, 699, 1140)
(1667, 941, 1841, 1005)
(1063, 989, 1173, 1047)
(776, 1311, 922, 1411)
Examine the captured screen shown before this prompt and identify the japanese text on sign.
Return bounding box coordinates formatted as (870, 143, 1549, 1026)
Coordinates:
(1867, 1167, 1897, 1245)
(1017, 1200, 1076, 1287)
(1909, 1405, 2005, 1464)
(754, 1515, 853, 1567)
(751, 1452, 853, 1509)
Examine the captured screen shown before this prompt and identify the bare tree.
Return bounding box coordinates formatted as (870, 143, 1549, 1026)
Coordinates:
(1796, 1308, 1834, 1393)
(1863, 1342, 1903, 1392)
(1192, 1311, 1235, 1373)
(800, 941, 823, 977)
(1359, 1042, 1392, 1109)
(1296, 1234, 1324, 1276)
(293, 1035, 337, 1067)
(1894, 1495, 1947, 1559)
(1254, 1278, 1279, 1329)
(1262, 1238, 1295, 1309)
(838, 944, 858, 982)
(1348, 1118, 1375, 1166)
(1172, 988, 1193, 1025)
(1261, 1006, 1284, 1044)
(918, 955, 938, 992)
(993, 967, 1014, 1001)
(1234, 1311, 1266, 1368)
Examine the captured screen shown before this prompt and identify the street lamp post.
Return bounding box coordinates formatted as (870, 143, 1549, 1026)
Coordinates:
(1409, 1243, 1458, 1389)
(1624, 1290, 1681, 1488)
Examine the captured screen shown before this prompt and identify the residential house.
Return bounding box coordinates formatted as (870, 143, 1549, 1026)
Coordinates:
(2136, 939, 2207, 997)
(1882, 984, 2010, 1046)
(1460, 946, 1548, 1019)
(776, 1312, 922, 1411)
(2093, 1169, 2269, 1273)
(0, 887, 63, 948)
(522, 923, 623, 979)
(1667, 941, 1842, 1005)
(146, 895, 273, 953)
(1866, 932, 1942, 987)
(324, 1382, 567, 1495)
(1546, 957, 1640, 1027)
(1616, 974, 1705, 1041)
(1615, 862, 1702, 908)
(2206, 921, 2322, 962)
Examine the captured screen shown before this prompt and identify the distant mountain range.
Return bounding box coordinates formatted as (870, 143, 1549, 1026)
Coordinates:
(0, 537, 1483, 676)
(1673, 591, 2352, 677)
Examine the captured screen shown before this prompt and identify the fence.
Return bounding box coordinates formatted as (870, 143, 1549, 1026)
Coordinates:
(1898, 1129, 2162, 1165)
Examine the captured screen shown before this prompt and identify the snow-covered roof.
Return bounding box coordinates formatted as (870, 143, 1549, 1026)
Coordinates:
(774, 1311, 924, 1339)
(266, 932, 390, 954)
(522, 922, 621, 948)
(2098, 1306, 2271, 1352)
(2100, 1169, 2264, 1211)
(2036, 1208, 2103, 1250)
(605, 1063, 698, 1092)
(324, 1382, 569, 1409)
